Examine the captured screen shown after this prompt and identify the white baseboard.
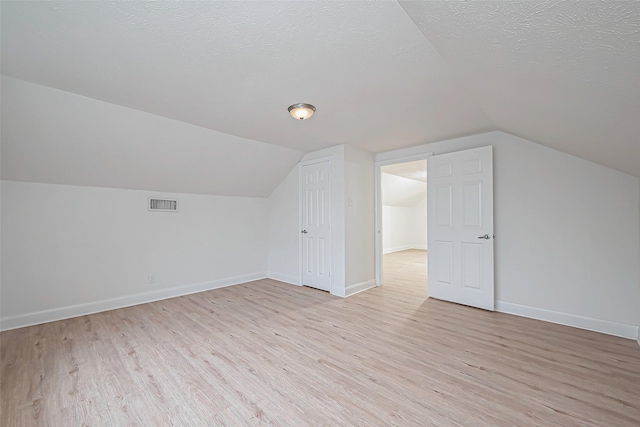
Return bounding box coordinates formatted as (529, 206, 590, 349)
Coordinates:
(0, 272, 267, 331)
(637, 327, 640, 347)
(266, 272, 300, 286)
(344, 279, 376, 297)
(496, 301, 638, 340)
(383, 245, 412, 254)
(383, 245, 427, 254)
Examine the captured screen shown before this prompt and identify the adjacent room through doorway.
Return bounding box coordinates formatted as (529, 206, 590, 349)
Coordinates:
(380, 160, 428, 291)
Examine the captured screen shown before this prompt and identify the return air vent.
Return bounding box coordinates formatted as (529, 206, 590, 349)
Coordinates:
(148, 198, 178, 212)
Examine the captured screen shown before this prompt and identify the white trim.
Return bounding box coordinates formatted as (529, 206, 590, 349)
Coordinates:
(0, 272, 267, 331)
(375, 151, 433, 286)
(496, 301, 639, 340)
(298, 155, 334, 167)
(375, 151, 435, 165)
(637, 326, 640, 347)
(344, 280, 376, 297)
(383, 245, 427, 255)
(266, 272, 300, 286)
(383, 245, 414, 254)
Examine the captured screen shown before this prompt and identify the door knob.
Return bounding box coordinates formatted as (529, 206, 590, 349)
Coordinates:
(477, 234, 491, 239)
(301, 230, 308, 234)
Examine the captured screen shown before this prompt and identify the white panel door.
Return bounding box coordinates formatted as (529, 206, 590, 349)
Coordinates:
(301, 161, 332, 292)
(427, 146, 494, 310)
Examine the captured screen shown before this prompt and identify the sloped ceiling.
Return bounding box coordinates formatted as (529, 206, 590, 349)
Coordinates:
(1, 1, 639, 198)
(381, 159, 427, 207)
(399, 0, 640, 177)
(381, 172, 426, 207)
(1, 76, 302, 197)
(382, 160, 427, 183)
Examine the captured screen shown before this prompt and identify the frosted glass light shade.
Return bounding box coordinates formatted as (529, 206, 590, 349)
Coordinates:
(288, 103, 316, 120)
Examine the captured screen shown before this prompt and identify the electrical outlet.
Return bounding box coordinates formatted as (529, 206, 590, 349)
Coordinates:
(147, 274, 156, 284)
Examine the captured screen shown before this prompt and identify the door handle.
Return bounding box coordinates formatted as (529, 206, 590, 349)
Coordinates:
(477, 234, 491, 239)
(301, 230, 308, 234)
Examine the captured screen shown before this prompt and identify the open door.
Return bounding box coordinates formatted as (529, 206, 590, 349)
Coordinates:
(427, 146, 494, 310)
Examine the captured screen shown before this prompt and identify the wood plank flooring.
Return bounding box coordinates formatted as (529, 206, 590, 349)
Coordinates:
(2, 249, 639, 426)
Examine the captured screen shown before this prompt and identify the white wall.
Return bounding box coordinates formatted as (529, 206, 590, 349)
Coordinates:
(5, 130, 636, 341)
(381, 171, 427, 253)
(1, 180, 269, 330)
(378, 131, 640, 339)
(380, 172, 425, 207)
(344, 145, 376, 295)
(382, 205, 414, 253)
(382, 196, 427, 254)
(266, 166, 300, 285)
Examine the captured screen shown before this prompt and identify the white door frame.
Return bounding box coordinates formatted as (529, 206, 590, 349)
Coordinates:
(374, 152, 433, 286)
(299, 156, 333, 292)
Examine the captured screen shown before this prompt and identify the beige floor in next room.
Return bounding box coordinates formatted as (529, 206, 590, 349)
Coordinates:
(1, 249, 639, 426)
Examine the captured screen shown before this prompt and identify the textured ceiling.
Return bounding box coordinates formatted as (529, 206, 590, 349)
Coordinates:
(400, 0, 640, 177)
(1, 0, 639, 197)
(0, 1, 491, 154)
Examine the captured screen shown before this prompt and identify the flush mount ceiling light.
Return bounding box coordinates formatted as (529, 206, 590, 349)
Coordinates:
(288, 103, 316, 120)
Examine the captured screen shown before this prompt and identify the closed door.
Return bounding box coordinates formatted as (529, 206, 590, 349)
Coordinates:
(427, 146, 494, 310)
(301, 161, 331, 292)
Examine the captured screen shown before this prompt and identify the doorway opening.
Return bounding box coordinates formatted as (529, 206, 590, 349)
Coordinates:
(377, 159, 428, 293)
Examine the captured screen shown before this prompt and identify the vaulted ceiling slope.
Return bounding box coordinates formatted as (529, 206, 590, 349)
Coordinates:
(381, 160, 426, 206)
(1, 76, 303, 197)
(400, 1, 640, 177)
(2, 1, 639, 198)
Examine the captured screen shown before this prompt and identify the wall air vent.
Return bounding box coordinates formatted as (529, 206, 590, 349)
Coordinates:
(148, 198, 179, 212)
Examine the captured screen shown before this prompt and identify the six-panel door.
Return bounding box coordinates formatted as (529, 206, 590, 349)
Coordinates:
(427, 146, 494, 310)
(301, 161, 332, 292)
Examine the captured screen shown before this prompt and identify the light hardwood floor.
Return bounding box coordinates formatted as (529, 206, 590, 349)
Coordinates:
(1, 249, 639, 426)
